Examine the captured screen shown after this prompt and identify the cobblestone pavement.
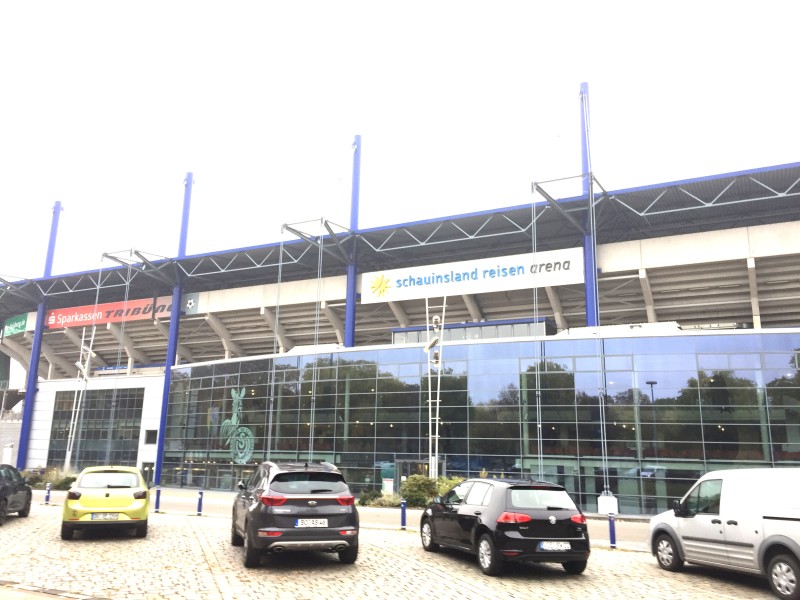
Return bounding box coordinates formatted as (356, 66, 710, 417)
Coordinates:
(0, 500, 775, 600)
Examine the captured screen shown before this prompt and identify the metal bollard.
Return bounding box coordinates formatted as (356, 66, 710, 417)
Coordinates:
(155, 487, 162, 513)
(400, 497, 407, 530)
(608, 513, 617, 549)
(45, 482, 51, 505)
(197, 490, 204, 516)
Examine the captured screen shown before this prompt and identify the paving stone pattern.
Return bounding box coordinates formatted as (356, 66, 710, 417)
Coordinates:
(0, 501, 776, 600)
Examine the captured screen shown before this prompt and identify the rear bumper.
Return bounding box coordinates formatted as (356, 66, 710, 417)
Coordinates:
(263, 539, 357, 553)
(496, 534, 590, 564)
(253, 526, 359, 553)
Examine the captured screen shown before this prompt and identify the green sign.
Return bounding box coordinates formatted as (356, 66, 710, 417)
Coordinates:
(3, 314, 27, 337)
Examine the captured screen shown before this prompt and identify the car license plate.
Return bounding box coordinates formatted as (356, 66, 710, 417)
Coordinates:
(296, 518, 327, 527)
(91, 513, 119, 521)
(540, 541, 571, 551)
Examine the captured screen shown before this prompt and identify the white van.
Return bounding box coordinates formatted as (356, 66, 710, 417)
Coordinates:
(649, 467, 800, 599)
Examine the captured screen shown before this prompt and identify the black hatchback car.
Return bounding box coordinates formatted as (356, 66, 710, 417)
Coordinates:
(0, 463, 32, 525)
(231, 461, 359, 568)
(420, 478, 590, 576)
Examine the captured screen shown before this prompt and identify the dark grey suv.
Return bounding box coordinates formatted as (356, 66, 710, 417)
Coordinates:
(231, 461, 359, 568)
(0, 464, 32, 525)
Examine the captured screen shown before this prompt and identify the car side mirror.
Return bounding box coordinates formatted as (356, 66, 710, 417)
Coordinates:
(433, 495, 443, 505)
(148, 481, 156, 489)
(237, 480, 246, 490)
(672, 499, 684, 517)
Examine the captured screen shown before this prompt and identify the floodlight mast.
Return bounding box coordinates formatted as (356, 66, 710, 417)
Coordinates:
(424, 298, 446, 480)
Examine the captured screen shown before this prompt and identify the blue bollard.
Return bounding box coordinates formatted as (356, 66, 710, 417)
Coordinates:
(609, 513, 617, 549)
(197, 490, 204, 516)
(45, 482, 51, 505)
(400, 497, 407, 530)
(155, 487, 161, 513)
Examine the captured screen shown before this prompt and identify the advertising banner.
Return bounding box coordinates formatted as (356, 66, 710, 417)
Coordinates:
(45, 296, 174, 329)
(360, 248, 584, 304)
(2, 314, 28, 337)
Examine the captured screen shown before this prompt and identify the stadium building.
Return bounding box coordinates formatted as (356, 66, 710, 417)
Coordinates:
(1, 153, 799, 515)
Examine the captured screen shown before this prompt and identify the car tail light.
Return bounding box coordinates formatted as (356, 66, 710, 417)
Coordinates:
(571, 514, 587, 524)
(336, 496, 355, 506)
(133, 490, 147, 500)
(258, 531, 283, 537)
(259, 495, 287, 506)
(497, 511, 533, 524)
(67, 491, 82, 500)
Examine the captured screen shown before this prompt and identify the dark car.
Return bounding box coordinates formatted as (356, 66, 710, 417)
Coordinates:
(0, 464, 33, 525)
(231, 461, 359, 568)
(420, 477, 590, 576)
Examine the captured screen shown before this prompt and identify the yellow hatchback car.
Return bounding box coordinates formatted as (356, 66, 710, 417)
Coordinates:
(61, 466, 153, 540)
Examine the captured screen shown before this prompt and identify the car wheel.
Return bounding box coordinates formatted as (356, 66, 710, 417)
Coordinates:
(768, 553, 800, 600)
(18, 495, 32, 518)
(420, 518, 439, 552)
(243, 527, 260, 568)
(477, 533, 503, 576)
(655, 533, 684, 572)
(60, 523, 74, 540)
(231, 523, 244, 546)
(562, 560, 588, 575)
(339, 544, 358, 564)
(135, 521, 148, 538)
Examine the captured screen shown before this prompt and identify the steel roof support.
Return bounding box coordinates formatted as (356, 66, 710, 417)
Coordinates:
(155, 173, 192, 487)
(24, 332, 78, 378)
(62, 328, 108, 368)
(205, 313, 243, 359)
(345, 135, 362, 348)
(322, 301, 344, 344)
(153, 319, 194, 363)
(388, 301, 410, 328)
(0, 338, 31, 372)
(461, 294, 484, 322)
(638, 269, 657, 323)
(261, 306, 294, 353)
(747, 257, 762, 329)
(107, 322, 150, 369)
(544, 286, 568, 330)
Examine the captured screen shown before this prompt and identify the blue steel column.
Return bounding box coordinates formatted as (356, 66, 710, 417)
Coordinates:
(344, 135, 361, 347)
(580, 82, 600, 326)
(154, 173, 192, 485)
(17, 202, 62, 469)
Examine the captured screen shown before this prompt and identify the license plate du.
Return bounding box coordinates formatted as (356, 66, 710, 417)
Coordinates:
(540, 540, 570, 551)
(296, 518, 328, 527)
(91, 513, 119, 521)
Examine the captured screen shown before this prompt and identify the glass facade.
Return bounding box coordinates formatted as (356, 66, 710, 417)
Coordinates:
(162, 332, 800, 515)
(48, 388, 145, 470)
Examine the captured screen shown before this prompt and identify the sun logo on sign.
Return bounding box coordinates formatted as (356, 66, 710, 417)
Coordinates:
(370, 274, 392, 298)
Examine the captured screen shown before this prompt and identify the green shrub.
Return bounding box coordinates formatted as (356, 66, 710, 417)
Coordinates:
(368, 493, 402, 507)
(22, 470, 45, 487)
(54, 476, 76, 490)
(399, 474, 438, 507)
(437, 475, 464, 497)
(358, 489, 382, 506)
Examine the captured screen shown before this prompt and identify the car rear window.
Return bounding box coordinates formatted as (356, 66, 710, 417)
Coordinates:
(79, 471, 140, 488)
(509, 487, 577, 510)
(270, 472, 349, 494)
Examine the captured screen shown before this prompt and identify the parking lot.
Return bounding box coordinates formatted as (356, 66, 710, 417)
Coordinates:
(0, 492, 776, 600)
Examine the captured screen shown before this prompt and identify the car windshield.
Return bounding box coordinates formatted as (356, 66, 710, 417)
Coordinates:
(270, 472, 349, 494)
(509, 487, 577, 510)
(79, 472, 139, 489)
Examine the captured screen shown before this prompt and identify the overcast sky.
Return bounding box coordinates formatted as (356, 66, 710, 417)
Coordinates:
(1, 1, 797, 281)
